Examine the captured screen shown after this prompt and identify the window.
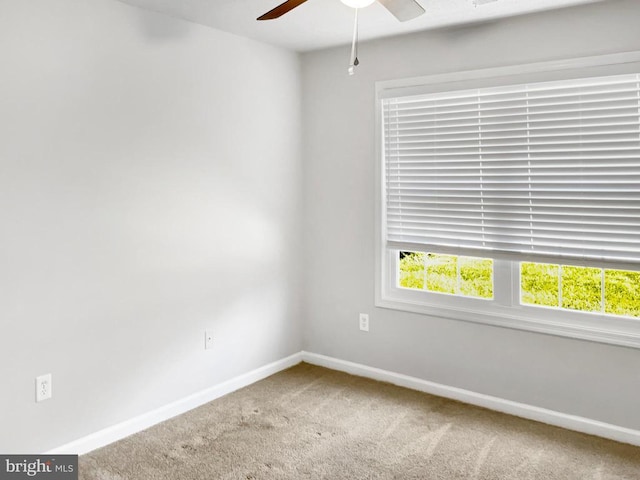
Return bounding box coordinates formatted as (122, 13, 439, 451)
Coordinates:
(520, 262, 640, 317)
(399, 252, 493, 300)
(375, 52, 640, 348)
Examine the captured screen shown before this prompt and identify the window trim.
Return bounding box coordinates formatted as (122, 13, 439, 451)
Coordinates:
(375, 51, 640, 349)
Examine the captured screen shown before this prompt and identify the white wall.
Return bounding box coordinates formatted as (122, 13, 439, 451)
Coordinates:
(301, 0, 640, 430)
(3, 0, 640, 456)
(0, 0, 302, 453)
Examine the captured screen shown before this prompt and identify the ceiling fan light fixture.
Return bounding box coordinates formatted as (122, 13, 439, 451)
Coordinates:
(340, 0, 376, 8)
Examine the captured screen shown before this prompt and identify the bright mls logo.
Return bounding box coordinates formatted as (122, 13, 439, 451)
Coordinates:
(0, 455, 77, 480)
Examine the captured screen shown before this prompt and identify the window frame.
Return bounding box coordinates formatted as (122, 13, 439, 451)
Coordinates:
(375, 51, 640, 349)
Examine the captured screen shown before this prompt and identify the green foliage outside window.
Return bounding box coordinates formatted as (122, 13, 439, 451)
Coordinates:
(426, 254, 457, 294)
(605, 270, 640, 317)
(398, 252, 426, 290)
(460, 256, 493, 299)
(401, 253, 640, 318)
(520, 263, 559, 307)
(561, 265, 602, 313)
(399, 252, 493, 299)
(520, 262, 640, 318)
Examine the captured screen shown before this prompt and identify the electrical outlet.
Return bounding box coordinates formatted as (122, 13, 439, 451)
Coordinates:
(36, 374, 52, 402)
(359, 313, 369, 332)
(205, 330, 214, 350)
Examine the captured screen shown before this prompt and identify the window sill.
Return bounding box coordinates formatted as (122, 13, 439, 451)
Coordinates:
(375, 294, 640, 349)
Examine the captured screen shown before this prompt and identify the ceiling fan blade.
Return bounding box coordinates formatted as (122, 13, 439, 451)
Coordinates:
(377, 0, 425, 22)
(257, 0, 309, 20)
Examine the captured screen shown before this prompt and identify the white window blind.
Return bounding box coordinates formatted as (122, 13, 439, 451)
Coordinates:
(383, 73, 640, 264)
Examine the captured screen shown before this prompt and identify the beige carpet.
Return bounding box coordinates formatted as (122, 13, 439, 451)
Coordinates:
(80, 363, 640, 479)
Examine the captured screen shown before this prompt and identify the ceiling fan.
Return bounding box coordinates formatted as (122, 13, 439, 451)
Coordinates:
(257, 0, 426, 23)
(257, 0, 425, 75)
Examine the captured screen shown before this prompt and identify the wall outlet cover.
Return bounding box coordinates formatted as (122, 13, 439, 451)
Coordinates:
(359, 313, 369, 332)
(36, 373, 52, 402)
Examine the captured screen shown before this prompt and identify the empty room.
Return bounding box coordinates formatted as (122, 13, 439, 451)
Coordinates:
(2, 0, 640, 478)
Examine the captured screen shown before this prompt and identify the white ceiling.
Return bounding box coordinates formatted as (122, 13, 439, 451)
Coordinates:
(117, 0, 603, 52)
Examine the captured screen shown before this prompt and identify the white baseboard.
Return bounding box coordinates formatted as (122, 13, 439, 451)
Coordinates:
(48, 352, 303, 455)
(301, 351, 640, 447)
(48, 350, 640, 454)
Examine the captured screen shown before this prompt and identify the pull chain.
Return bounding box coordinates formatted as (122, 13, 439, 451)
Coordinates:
(348, 8, 359, 75)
